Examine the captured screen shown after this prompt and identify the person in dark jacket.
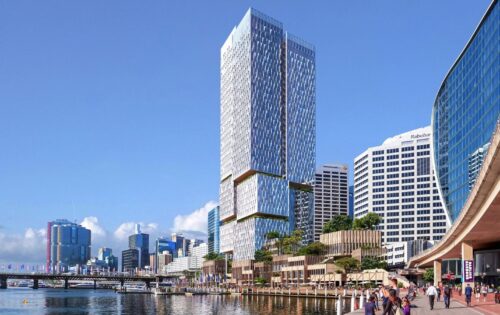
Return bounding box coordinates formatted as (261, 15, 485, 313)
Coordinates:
(443, 285, 452, 309)
(382, 288, 401, 315)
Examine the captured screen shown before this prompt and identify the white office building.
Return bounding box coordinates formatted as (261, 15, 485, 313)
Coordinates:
(313, 164, 349, 241)
(165, 242, 208, 274)
(384, 239, 434, 267)
(353, 127, 451, 255)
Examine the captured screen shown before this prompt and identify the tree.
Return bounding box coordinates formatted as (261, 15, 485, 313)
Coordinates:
(360, 256, 387, 270)
(322, 215, 353, 233)
(353, 213, 381, 230)
(283, 230, 304, 255)
(254, 249, 273, 263)
(335, 257, 360, 273)
(266, 231, 281, 240)
(423, 268, 434, 283)
(204, 252, 224, 261)
(297, 242, 327, 256)
(255, 277, 267, 286)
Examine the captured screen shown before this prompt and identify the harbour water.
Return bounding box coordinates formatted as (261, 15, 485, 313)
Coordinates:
(0, 288, 351, 314)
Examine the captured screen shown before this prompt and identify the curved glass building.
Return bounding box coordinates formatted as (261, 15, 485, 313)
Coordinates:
(433, 0, 499, 222)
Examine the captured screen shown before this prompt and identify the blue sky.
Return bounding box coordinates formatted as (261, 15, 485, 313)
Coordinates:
(0, 0, 490, 263)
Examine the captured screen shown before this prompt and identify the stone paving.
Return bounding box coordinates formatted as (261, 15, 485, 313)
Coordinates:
(348, 294, 492, 315)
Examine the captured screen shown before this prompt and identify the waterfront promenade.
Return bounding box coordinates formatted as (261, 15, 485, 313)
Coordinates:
(348, 294, 499, 315)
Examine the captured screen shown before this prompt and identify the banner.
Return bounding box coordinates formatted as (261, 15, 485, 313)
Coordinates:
(463, 260, 474, 282)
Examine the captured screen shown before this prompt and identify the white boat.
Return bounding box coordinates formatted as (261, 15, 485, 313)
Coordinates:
(117, 284, 149, 294)
(16, 281, 30, 288)
(71, 282, 96, 289)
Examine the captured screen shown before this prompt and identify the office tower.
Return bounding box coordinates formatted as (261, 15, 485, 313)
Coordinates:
(171, 233, 185, 256)
(348, 186, 354, 219)
(313, 164, 349, 241)
(155, 237, 176, 272)
(97, 247, 112, 261)
(121, 249, 139, 272)
(187, 239, 204, 256)
(157, 251, 173, 274)
(219, 8, 316, 261)
(46, 219, 91, 272)
(207, 206, 220, 253)
(433, 0, 499, 222)
(128, 224, 149, 269)
(353, 127, 450, 250)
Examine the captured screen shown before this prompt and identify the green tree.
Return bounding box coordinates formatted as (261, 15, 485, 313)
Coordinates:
(353, 213, 381, 230)
(266, 231, 281, 240)
(204, 252, 224, 261)
(423, 268, 434, 283)
(254, 249, 273, 262)
(283, 230, 304, 255)
(360, 256, 387, 270)
(255, 277, 267, 286)
(335, 257, 360, 273)
(322, 215, 353, 233)
(297, 242, 327, 256)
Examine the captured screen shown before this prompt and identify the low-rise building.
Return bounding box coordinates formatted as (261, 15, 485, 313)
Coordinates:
(309, 261, 345, 286)
(320, 230, 382, 259)
(281, 255, 323, 286)
(231, 260, 254, 286)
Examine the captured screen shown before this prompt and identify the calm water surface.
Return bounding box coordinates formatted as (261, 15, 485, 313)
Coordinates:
(0, 288, 351, 314)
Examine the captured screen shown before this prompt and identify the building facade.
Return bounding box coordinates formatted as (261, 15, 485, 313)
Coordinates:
(384, 240, 434, 268)
(320, 230, 383, 259)
(128, 224, 149, 269)
(121, 248, 139, 273)
(219, 8, 316, 261)
(353, 127, 450, 248)
(313, 164, 349, 241)
(208, 206, 220, 253)
(46, 219, 91, 272)
(432, 0, 499, 222)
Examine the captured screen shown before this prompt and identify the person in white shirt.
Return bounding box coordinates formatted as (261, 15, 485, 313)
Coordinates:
(426, 283, 438, 310)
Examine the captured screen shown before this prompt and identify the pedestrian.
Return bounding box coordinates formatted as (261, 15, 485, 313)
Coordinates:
(374, 289, 380, 310)
(481, 284, 488, 302)
(443, 284, 452, 309)
(390, 278, 400, 297)
(382, 288, 402, 315)
(402, 296, 411, 315)
(475, 284, 481, 302)
(465, 283, 473, 307)
(425, 283, 438, 310)
(436, 286, 441, 302)
(365, 294, 376, 315)
(380, 286, 390, 310)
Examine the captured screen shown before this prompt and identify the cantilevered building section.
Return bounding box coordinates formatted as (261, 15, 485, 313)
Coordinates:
(219, 8, 316, 261)
(353, 127, 451, 250)
(313, 164, 349, 241)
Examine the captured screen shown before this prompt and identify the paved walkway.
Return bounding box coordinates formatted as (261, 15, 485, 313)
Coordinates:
(348, 294, 494, 315)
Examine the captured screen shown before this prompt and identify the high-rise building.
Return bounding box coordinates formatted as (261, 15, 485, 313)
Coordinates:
(157, 251, 173, 274)
(128, 224, 149, 269)
(155, 237, 176, 272)
(171, 233, 185, 256)
(121, 248, 139, 272)
(97, 247, 112, 261)
(187, 239, 204, 256)
(219, 8, 316, 261)
(353, 127, 451, 249)
(433, 0, 499, 222)
(313, 164, 349, 241)
(207, 206, 220, 253)
(46, 219, 91, 272)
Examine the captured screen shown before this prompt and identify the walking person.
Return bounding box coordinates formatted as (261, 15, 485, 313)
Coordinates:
(365, 295, 377, 315)
(382, 289, 402, 315)
(475, 284, 481, 302)
(402, 296, 411, 315)
(436, 286, 441, 302)
(443, 284, 452, 309)
(465, 283, 473, 307)
(481, 284, 488, 302)
(425, 283, 438, 310)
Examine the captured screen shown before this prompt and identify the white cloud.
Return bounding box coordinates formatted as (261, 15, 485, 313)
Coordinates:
(172, 201, 217, 236)
(0, 228, 46, 264)
(113, 222, 159, 241)
(80, 216, 106, 239)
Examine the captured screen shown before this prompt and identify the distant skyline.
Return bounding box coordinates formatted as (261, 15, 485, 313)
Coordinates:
(0, 0, 491, 263)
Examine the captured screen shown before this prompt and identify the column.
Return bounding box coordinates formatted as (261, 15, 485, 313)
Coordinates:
(461, 242, 474, 294)
(64, 278, 69, 290)
(33, 279, 39, 290)
(0, 277, 7, 289)
(433, 260, 441, 287)
(93, 280, 97, 290)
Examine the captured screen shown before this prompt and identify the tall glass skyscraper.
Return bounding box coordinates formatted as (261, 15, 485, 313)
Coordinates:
(207, 206, 220, 253)
(46, 219, 91, 272)
(219, 8, 316, 261)
(128, 224, 149, 269)
(433, 0, 499, 222)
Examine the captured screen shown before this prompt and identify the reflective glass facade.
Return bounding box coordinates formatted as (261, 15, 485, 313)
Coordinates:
(433, 0, 500, 221)
(219, 8, 315, 261)
(208, 206, 220, 254)
(47, 219, 91, 272)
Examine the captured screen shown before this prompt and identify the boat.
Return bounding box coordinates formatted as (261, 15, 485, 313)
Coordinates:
(71, 282, 96, 289)
(116, 284, 150, 294)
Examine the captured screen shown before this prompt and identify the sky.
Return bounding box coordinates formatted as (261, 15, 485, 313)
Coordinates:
(0, 0, 491, 264)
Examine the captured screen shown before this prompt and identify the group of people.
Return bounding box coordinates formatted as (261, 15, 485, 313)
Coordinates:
(464, 283, 494, 306)
(424, 282, 452, 310)
(363, 278, 411, 315)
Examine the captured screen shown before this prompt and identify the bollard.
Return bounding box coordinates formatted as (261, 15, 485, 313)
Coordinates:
(360, 293, 365, 309)
(351, 295, 355, 311)
(336, 297, 342, 315)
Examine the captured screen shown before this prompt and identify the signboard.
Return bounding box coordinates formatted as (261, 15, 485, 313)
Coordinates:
(463, 260, 474, 282)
